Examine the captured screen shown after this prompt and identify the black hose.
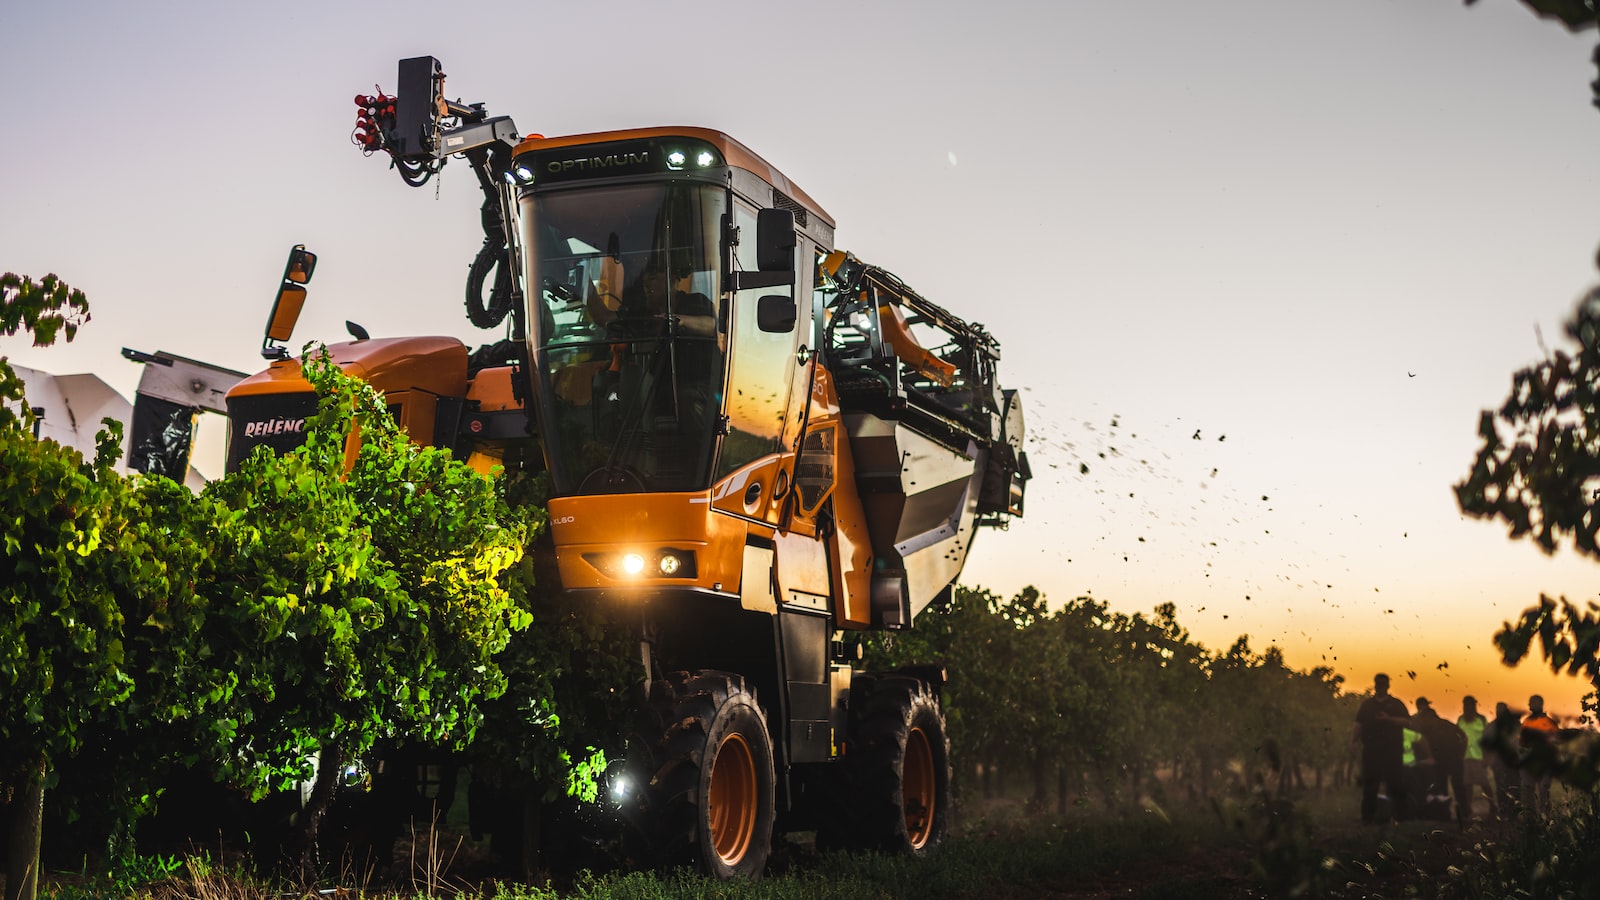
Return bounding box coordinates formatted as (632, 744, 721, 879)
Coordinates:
(465, 238, 515, 329)
(396, 157, 436, 187)
(465, 185, 518, 329)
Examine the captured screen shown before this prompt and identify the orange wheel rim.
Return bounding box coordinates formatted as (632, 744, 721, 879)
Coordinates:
(904, 726, 936, 849)
(707, 732, 758, 866)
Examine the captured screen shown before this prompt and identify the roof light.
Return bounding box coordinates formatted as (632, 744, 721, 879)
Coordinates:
(666, 150, 686, 171)
(696, 151, 716, 167)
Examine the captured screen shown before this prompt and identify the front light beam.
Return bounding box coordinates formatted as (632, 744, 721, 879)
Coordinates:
(582, 549, 697, 580)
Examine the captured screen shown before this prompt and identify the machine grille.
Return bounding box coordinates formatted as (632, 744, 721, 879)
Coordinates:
(772, 189, 808, 228)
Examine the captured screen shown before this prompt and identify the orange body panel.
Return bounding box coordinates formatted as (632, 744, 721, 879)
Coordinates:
(465, 365, 521, 411)
(793, 367, 871, 628)
(228, 336, 469, 400)
(549, 491, 761, 595)
(878, 301, 957, 387)
(824, 415, 872, 629)
(381, 390, 437, 447)
(710, 454, 793, 528)
(226, 337, 469, 465)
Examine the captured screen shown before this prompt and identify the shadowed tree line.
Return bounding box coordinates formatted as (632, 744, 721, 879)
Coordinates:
(866, 586, 1360, 815)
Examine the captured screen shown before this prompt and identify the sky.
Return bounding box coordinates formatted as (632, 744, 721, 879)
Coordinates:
(4, 1, 1599, 720)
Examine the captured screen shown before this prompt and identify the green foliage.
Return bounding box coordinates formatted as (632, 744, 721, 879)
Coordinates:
(196, 349, 535, 793)
(1470, 0, 1598, 34)
(41, 851, 187, 900)
(42, 464, 241, 842)
(0, 417, 132, 785)
(0, 272, 90, 439)
(1394, 791, 1600, 899)
(1470, 0, 1599, 113)
(1456, 288, 1600, 561)
(867, 586, 1354, 813)
(0, 272, 89, 350)
(1457, 291, 1600, 706)
(456, 467, 639, 804)
(2, 272, 567, 857)
(2, 263, 626, 872)
(0, 273, 213, 899)
(0, 272, 135, 798)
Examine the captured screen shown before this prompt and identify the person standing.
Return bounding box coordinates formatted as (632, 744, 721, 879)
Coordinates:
(1353, 673, 1410, 824)
(1520, 695, 1558, 817)
(1486, 701, 1520, 816)
(1457, 696, 1496, 819)
(1412, 698, 1468, 827)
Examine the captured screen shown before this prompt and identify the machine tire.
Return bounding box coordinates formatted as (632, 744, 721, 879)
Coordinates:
(626, 670, 775, 878)
(821, 674, 951, 856)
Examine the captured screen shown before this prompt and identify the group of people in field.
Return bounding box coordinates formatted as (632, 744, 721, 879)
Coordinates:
(1353, 673, 1563, 826)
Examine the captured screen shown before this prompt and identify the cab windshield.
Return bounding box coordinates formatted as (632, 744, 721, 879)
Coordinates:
(521, 181, 727, 494)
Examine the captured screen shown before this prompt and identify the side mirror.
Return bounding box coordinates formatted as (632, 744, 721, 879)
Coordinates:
(262, 245, 317, 359)
(286, 245, 317, 284)
(265, 285, 307, 342)
(757, 294, 797, 334)
(756, 208, 796, 275)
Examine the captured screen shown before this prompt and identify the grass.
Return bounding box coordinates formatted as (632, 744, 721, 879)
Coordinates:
(34, 785, 1597, 899)
(37, 804, 1245, 900)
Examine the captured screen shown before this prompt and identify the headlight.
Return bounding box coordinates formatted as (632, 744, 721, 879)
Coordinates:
(582, 549, 698, 580)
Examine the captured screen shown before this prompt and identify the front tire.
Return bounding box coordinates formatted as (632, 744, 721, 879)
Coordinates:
(628, 670, 775, 878)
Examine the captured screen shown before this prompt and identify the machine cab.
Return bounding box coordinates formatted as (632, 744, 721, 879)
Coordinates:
(512, 129, 831, 502)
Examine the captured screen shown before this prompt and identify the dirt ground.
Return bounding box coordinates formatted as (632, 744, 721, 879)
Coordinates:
(946, 788, 1510, 899)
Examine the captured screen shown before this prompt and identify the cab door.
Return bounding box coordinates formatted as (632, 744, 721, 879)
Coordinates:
(712, 201, 802, 526)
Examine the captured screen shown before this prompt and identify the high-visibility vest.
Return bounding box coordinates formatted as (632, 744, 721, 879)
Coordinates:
(1522, 714, 1558, 746)
(1403, 728, 1421, 766)
(1458, 715, 1486, 761)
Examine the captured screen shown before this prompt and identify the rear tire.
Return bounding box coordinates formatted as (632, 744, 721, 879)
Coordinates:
(821, 674, 951, 855)
(626, 670, 775, 878)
